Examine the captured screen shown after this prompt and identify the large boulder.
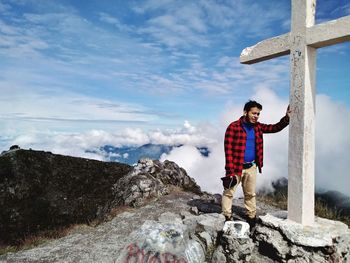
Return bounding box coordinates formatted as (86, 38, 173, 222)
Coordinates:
(0, 149, 132, 244)
(112, 158, 201, 207)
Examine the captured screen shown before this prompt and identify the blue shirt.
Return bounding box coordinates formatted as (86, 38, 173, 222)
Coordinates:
(243, 122, 255, 162)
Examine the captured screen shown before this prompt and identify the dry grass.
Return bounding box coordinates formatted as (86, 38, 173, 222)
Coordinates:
(0, 225, 78, 255)
(258, 192, 288, 210)
(0, 204, 137, 256)
(314, 199, 350, 226)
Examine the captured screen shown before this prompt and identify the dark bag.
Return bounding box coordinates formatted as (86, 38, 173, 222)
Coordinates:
(221, 176, 237, 189)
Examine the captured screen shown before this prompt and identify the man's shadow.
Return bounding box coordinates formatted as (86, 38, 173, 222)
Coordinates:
(187, 197, 247, 221)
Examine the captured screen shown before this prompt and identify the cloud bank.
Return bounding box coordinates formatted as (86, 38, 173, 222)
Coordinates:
(1, 88, 349, 197)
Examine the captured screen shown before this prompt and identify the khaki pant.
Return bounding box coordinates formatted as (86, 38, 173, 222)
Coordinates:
(221, 164, 257, 219)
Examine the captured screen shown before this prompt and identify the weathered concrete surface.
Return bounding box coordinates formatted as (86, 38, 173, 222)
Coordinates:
(240, 33, 290, 64)
(307, 16, 350, 48)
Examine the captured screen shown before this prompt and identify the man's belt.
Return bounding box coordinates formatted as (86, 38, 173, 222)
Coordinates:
(243, 161, 255, 169)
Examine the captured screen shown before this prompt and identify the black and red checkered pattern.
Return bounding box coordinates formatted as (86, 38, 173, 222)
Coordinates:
(224, 116, 289, 177)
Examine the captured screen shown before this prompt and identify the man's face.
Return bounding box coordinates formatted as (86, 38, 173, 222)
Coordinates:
(244, 107, 261, 124)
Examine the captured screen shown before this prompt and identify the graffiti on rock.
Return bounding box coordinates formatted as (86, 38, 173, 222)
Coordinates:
(124, 243, 188, 263)
(115, 221, 204, 263)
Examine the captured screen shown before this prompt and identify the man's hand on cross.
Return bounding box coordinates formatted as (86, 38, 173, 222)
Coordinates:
(285, 105, 291, 119)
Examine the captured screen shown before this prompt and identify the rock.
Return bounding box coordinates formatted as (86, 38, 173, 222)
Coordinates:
(222, 221, 250, 238)
(159, 212, 183, 224)
(111, 158, 202, 208)
(197, 213, 225, 239)
(254, 224, 290, 260)
(259, 211, 349, 247)
(255, 211, 350, 262)
(182, 213, 200, 233)
(0, 149, 132, 244)
(199, 231, 213, 250)
(0, 151, 201, 246)
(218, 231, 255, 263)
(0, 191, 202, 262)
(2, 189, 349, 263)
(211, 245, 227, 263)
(190, 206, 199, 215)
(2, 150, 350, 263)
(115, 220, 205, 263)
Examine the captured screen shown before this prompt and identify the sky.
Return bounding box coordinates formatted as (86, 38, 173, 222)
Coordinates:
(0, 0, 349, 195)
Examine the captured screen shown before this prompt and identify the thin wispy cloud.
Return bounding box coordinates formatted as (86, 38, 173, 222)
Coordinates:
(2, 93, 156, 119)
(132, 0, 290, 50)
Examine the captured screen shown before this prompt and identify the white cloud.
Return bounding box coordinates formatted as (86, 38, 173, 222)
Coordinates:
(160, 88, 350, 198)
(1, 88, 349, 197)
(183, 120, 196, 133)
(1, 121, 211, 156)
(315, 95, 350, 195)
(140, 12, 209, 48)
(98, 12, 134, 32)
(160, 87, 289, 195)
(160, 142, 225, 194)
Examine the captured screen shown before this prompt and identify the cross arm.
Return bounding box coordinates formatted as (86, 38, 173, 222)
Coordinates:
(240, 33, 290, 64)
(307, 16, 350, 48)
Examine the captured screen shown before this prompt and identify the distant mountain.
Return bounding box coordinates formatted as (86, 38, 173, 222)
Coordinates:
(268, 177, 350, 217)
(87, 143, 210, 165)
(317, 190, 350, 216)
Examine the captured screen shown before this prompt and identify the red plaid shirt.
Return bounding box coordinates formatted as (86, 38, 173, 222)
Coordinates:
(224, 115, 289, 176)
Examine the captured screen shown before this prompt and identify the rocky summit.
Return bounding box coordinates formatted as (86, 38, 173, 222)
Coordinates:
(1, 148, 350, 262)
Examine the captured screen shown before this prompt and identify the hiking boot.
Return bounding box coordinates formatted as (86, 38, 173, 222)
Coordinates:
(225, 215, 233, 222)
(247, 217, 257, 229)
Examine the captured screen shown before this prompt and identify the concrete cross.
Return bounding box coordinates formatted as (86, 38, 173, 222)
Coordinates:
(240, 0, 350, 225)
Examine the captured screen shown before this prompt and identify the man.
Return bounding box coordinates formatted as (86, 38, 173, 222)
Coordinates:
(222, 100, 291, 227)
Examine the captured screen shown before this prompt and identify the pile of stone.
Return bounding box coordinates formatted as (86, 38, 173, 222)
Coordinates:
(112, 158, 201, 207)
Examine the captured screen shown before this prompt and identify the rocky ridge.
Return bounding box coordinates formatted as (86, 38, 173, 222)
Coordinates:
(1, 149, 350, 262)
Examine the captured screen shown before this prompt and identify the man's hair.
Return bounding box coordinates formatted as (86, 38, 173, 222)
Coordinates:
(244, 100, 262, 112)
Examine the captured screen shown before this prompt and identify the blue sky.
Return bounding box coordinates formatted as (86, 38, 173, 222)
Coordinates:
(1, 0, 350, 194)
